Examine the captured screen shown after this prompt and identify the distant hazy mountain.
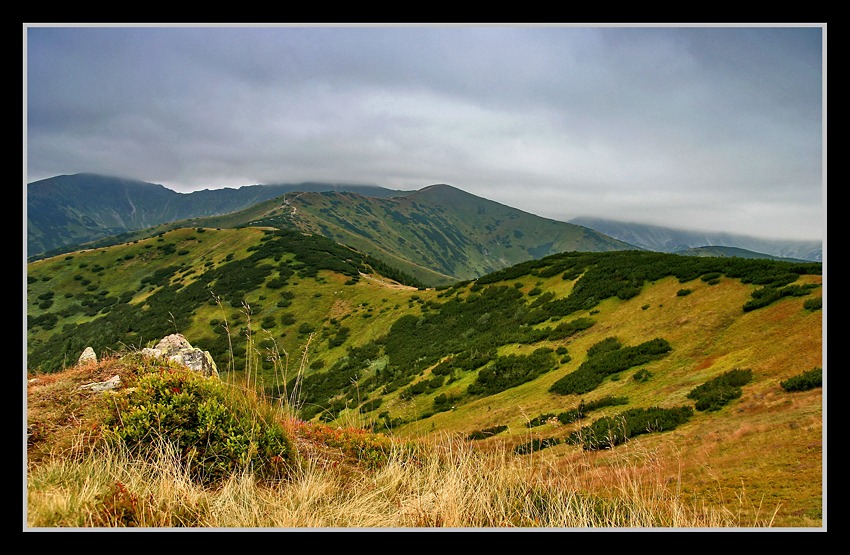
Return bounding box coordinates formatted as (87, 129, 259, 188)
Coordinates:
(26, 173, 406, 256)
(674, 245, 812, 262)
(570, 216, 822, 262)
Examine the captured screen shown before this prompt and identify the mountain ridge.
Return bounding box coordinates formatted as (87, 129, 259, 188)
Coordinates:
(242, 185, 637, 285)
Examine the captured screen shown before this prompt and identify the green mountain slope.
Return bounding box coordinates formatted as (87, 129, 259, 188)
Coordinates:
(192, 184, 637, 286)
(26, 173, 407, 257)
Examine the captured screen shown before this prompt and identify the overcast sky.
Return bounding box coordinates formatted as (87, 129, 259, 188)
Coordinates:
(24, 24, 825, 241)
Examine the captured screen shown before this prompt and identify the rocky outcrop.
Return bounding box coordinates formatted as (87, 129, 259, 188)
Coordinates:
(140, 333, 219, 378)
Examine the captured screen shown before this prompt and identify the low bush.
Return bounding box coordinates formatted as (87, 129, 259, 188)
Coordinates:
(803, 297, 822, 311)
(572, 406, 694, 451)
(514, 437, 561, 455)
(687, 368, 752, 411)
(101, 365, 295, 485)
(466, 425, 508, 441)
(780, 367, 822, 392)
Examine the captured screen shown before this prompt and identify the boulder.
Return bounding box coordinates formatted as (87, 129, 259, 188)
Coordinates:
(141, 333, 219, 378)
(78, 346, 97, 365)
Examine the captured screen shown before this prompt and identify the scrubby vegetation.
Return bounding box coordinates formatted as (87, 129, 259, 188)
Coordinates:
(780, 367, 822, 392)
(687, 368, 753, 412)
(548, 337, 672, 396)
(526, 396, 630, 428)
(515, 405, 694, 454)
(466, 425, 508, 440)
(101, 356, 295, 485)
(568, 406, 694, 451)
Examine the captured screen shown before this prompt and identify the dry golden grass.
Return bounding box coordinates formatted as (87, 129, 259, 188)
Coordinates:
(26, 356, 803, 530)
(27, 422, 778, 529)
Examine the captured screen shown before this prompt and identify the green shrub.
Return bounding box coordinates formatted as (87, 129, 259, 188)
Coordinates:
(780, 367, 822, 392)
(677, 289, 692, 297)
(514, 437, 562, 455)
(633, 369, 652, 383)
(575, 406, 693, 451)
(527, 413, 558, 427)
(549, 338, 671, 396)
(467, 347, 556, 396)
(102, 365, 295, 485)
(586, 336, 622, 357)
(803, 297, 822, 311)
(548, 317, 595, 341)
(687, 368, 752, 411)
(467, 425, 508, 440)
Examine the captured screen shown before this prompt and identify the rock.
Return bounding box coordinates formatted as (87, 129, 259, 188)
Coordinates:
(141, 333, 219, 378)
(78, 346, 97, 365)
(78, 374, 121, 392)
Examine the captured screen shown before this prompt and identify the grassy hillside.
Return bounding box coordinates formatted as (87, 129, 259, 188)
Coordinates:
(25, 226, 823, 527)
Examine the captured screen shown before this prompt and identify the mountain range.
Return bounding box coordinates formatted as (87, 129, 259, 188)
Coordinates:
(25, 173, 407, 257)
(27, 174, 822, 286)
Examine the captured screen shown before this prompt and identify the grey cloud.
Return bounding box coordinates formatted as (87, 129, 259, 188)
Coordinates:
(25, 24, 824, 241)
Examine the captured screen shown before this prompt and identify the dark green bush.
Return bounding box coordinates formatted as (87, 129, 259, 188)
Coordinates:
(526, 413, 558, 427)
(575, 406, 693, 450)
(633, 369, 652, 383)
(548, 317, 595, 341)
(586, 337, 622, 357)
(514, 437, 562, 455)
(467, 347, 556, 396)
(549, 338, 671, 396)
(677, 289, 692, 297)
(328, 327, 351, 348)
(687, 368, 752, 411)
(467, 425, 508, 441)
(102, 365, 295, 485)
(780, 367, 822, 392)
(432, 392, 459, 413)
(803, 297, 822, 311)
